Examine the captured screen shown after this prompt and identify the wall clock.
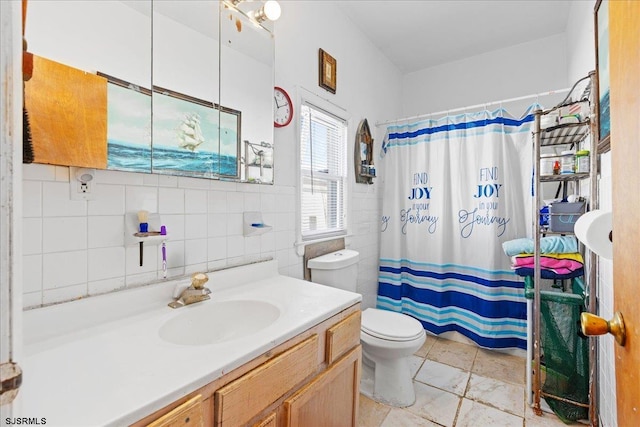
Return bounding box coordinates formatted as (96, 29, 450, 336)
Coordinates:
(274, 86, 293, 127)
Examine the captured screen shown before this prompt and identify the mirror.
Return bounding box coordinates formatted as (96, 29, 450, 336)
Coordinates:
(24, 0, 152, 171)
(25, 0, 275, 184)
(151, 1, 221, 178)
(220, 2, 275, 183)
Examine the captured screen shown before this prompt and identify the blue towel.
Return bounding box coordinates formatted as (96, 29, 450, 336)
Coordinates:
(513, 267, 584, 280)
(502, 236, 578, 256)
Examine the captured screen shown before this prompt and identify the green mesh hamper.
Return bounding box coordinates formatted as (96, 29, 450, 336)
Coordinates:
(539, 291, 589, 422)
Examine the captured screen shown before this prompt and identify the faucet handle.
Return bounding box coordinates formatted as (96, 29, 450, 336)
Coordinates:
(191, 272, 209, 289)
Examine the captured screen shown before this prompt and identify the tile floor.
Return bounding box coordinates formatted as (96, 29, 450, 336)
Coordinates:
(358, 336, 580, 427)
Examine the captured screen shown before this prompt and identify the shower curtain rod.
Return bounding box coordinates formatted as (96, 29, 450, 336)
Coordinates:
(374, 87, 570, 127)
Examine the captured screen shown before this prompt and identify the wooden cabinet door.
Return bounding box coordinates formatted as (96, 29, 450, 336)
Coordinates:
(283, 346, 361, 427)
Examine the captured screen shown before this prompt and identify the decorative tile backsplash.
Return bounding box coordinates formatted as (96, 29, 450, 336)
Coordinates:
(22, 164, 301, 308)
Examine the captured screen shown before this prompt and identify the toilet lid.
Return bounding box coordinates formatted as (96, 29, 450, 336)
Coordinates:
(361, 308, 425, 341)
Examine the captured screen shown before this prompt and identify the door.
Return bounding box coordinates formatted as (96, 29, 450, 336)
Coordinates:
(0, 0, 24, 416)
(610, 1, 640, 425)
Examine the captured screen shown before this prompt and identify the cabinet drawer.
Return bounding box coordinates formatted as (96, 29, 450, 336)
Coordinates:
(145, 395, 204, 427)
(215, 335, 319, 427)
(326, 311, 361, 365)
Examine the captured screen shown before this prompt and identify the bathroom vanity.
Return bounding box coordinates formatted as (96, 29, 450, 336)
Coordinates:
(137, 304, 361, 427)
(19, 261, 361, 426)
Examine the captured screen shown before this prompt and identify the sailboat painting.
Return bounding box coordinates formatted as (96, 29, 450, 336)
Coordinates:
(177, 112, 206, 152)
(106, 82, 152, 173)
(152, 91, 240, 178)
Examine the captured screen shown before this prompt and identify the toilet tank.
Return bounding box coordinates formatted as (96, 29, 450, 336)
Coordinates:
(307, 249, 359, 292)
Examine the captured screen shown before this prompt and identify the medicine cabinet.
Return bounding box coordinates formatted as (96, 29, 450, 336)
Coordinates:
(24, 0, 274, 184)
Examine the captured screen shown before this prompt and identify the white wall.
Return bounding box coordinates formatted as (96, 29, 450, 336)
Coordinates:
(566, 1, 596, 83)
(401, 33, 568, 117)
(21, 1, 402, 309)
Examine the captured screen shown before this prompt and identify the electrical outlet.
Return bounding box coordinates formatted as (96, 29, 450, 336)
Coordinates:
(69, 166, 96, 201)
(70, 179, 95, 201)
(79, 180, 92, 194)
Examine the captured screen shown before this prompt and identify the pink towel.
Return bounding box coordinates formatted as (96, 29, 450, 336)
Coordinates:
(511, 256, 583, 272)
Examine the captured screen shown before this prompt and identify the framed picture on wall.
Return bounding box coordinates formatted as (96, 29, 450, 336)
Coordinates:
(595, 0, 611, 153)
(319, 49, 337, 94)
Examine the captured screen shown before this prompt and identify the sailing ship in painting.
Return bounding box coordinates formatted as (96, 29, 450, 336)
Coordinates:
(152, 91, 239, 178)
(177, 112, 205, 152)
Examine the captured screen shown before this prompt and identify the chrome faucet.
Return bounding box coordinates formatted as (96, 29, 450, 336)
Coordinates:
(168, 272, 211, 308)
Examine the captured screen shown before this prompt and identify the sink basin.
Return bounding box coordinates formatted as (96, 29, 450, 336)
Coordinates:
(159, 300, 280, 346)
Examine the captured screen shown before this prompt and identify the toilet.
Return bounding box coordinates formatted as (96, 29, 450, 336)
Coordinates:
(307, 249, 426, 407)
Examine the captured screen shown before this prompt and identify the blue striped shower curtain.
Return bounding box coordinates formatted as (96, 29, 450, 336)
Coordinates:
(377, 108, 535, 349)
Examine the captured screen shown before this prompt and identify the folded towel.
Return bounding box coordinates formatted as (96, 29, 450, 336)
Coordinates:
(513, 252, 584, 263)
(512, 263, 581, 275)
(502, 236, 578, 256)
(513, 267, 584, 279)
(511, 256, 584, 272)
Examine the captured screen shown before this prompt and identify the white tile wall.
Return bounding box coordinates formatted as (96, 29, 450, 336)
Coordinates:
(42, 250, 87, 289)
(22, 218, 42, 255)
(88, 184, 125, 216)
(43, 217, 87, 253)
(23, 255, 43, 294)
(351, 178, 382, 310)
(597, 152, 617, 427)
(23, 180, 42, 217)
(22, 164, 302, 308)
(88, 216, 125, 248)
(185, 189, 208, 214)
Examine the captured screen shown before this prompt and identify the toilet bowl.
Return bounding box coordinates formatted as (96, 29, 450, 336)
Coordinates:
(360, 307, 426, 406)
(307, 249, 426, 407)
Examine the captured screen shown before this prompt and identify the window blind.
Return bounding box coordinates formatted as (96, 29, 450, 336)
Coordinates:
(300, 102, 347, 239)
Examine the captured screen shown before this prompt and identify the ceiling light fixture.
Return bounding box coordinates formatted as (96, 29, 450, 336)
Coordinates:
(254, 0, 281, 23)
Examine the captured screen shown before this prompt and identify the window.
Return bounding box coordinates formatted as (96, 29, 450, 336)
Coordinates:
(300, 102, 348, 240)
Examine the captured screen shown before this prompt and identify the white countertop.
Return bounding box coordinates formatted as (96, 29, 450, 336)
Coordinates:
(17, 261, 361, 426)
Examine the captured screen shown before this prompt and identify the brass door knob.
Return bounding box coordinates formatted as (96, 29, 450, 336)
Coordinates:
(580, 311, 626, 346)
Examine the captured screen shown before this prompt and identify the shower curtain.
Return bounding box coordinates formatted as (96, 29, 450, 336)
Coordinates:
(377, 108, 535, 349)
